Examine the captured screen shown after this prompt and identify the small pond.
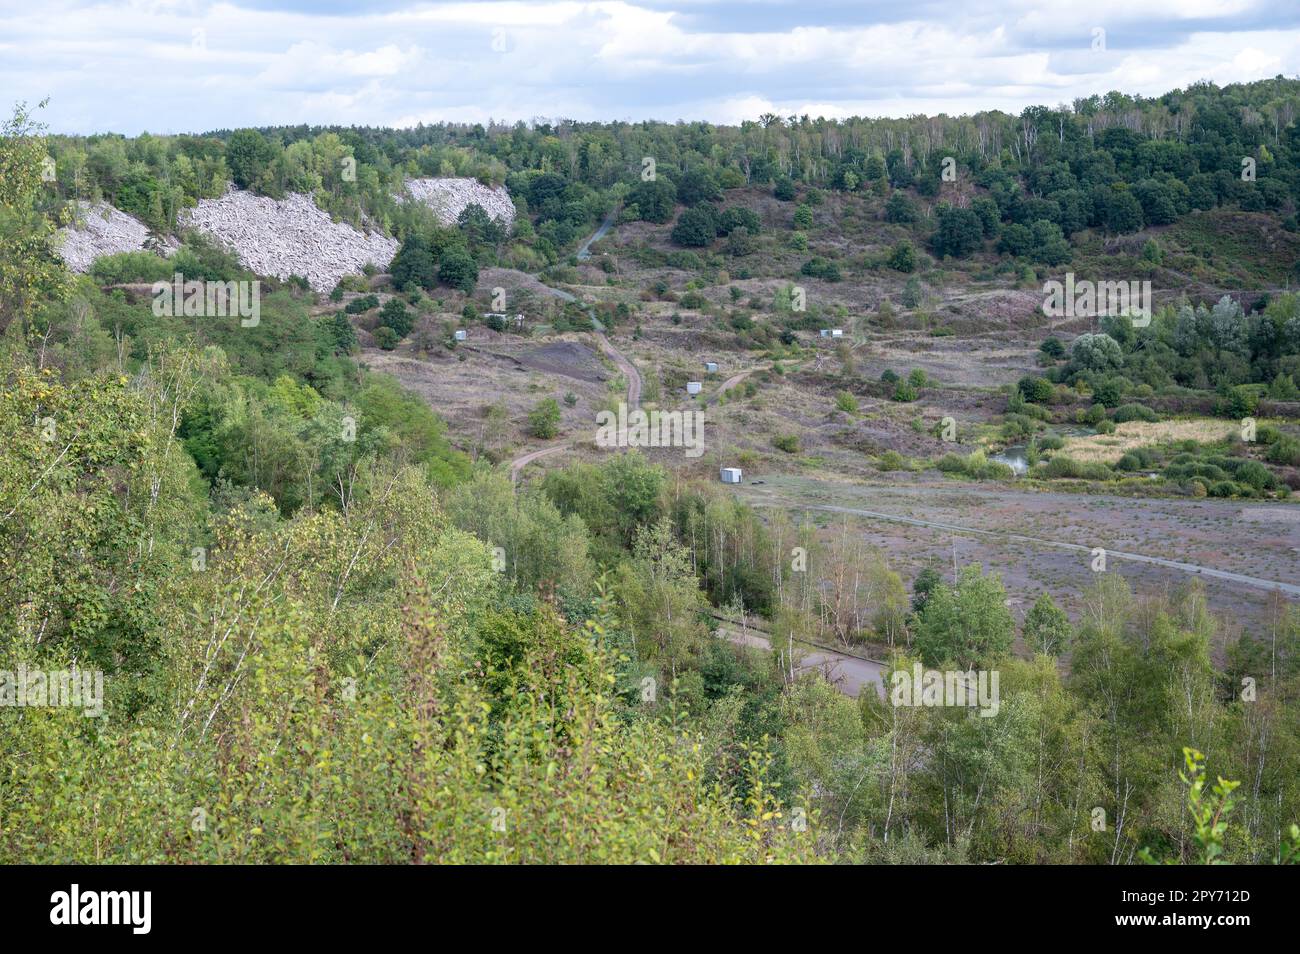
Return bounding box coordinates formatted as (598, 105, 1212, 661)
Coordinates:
(989, 445, 1029, 476)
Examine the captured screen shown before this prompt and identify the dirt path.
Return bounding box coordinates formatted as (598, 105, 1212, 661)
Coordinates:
(509, 443, 569, 483)
(508, 330, 641, 479)
(754, 495, 1300, 598)
(707, 367, 760, 405)
(593, 331, 641, 409)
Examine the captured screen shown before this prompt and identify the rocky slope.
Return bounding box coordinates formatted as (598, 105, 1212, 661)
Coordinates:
(401, 177, 515, 229)
(56, 201, 153, 272)
(182, 188, 399, 292)
(57, 180, 509, 291)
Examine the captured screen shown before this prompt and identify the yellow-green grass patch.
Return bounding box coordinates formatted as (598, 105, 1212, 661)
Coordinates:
(1060, 418, 1237, 463)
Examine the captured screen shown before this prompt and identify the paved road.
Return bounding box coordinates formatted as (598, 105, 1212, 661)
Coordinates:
(576, 208, 618, 261)
(756, 498, 1300, 598)
(716, 620, 887, 698)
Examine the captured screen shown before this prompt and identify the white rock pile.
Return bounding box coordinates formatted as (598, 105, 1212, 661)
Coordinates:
(401, 177, 515, 229)
(182, 188, 399, 292)
(56, 201, 152, 272)
(57, 181, 511, 292)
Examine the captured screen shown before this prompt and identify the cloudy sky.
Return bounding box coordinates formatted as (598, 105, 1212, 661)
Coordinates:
(3, 0, 1298, 134)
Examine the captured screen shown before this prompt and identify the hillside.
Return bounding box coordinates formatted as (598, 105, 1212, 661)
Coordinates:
(4, 75, 1300, 870)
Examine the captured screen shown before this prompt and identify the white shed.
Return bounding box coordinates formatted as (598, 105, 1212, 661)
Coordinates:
(720, 467, 743, 484)
(454, 329, 467, 341)
(686, 381, 702, 395)
(830, 328, 844, 338)
(704, 361, 718, 373)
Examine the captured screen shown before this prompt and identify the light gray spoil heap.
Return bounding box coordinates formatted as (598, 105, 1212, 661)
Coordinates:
(401, 177, 515, 229)
(56, 201, 152, 272)
(182, 188, 399, 293)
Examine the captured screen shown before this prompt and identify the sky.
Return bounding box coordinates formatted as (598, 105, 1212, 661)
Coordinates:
(2, 0, 1299, 134)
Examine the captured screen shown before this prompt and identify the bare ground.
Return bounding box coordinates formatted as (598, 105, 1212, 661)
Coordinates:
(737, 473, 1300, 637)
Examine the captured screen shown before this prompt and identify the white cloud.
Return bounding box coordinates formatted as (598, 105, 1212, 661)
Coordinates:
(257, 41, 424, 87)
(0, 0, 1296, 132)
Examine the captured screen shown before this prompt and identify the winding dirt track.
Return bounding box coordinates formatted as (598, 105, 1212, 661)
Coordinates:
(593, 331, 641, 410)
(509, 443, 570, 482)
(508, 213, 647, 482)
(706, 364, 771, 405)
(509, 333, 640, 481)
(508, 213, 648, 483)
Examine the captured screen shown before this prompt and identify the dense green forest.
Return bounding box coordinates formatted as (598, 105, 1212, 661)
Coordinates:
(34, 77, 1300, 268)
(3, 87, 1300, 864)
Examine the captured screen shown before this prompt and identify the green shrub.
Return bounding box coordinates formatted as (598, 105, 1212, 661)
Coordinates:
(1037, 433, 1065, 452)
(1001, 414, 1038, 440)
(1040, 337, 1065, 359)
(1018, 375, 1054, 403)
(528, 398, 562, 439)
(1266, 436, 1300, 466)
(671, 205, 720, 247)
(1117, 448, 1158, 471)
(936, 450, 1013, 480)
(379, 298, 413, 337)
(893, 380, 917, 402)
(1037, 456, 1114, 480)
(1234, 459, 1277, 491)
(1091, 378, 1124, 408)
(344, 294, 380, 314)
(89, 251, 174, 285)
(800, 257, 842, 282)
(1112, 403, 1158, 423)
(772, 433, 801, 454)
(888, 241, 917, 273)
(1080, 404, 1108, 426)
(438, 248, 479, 294)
